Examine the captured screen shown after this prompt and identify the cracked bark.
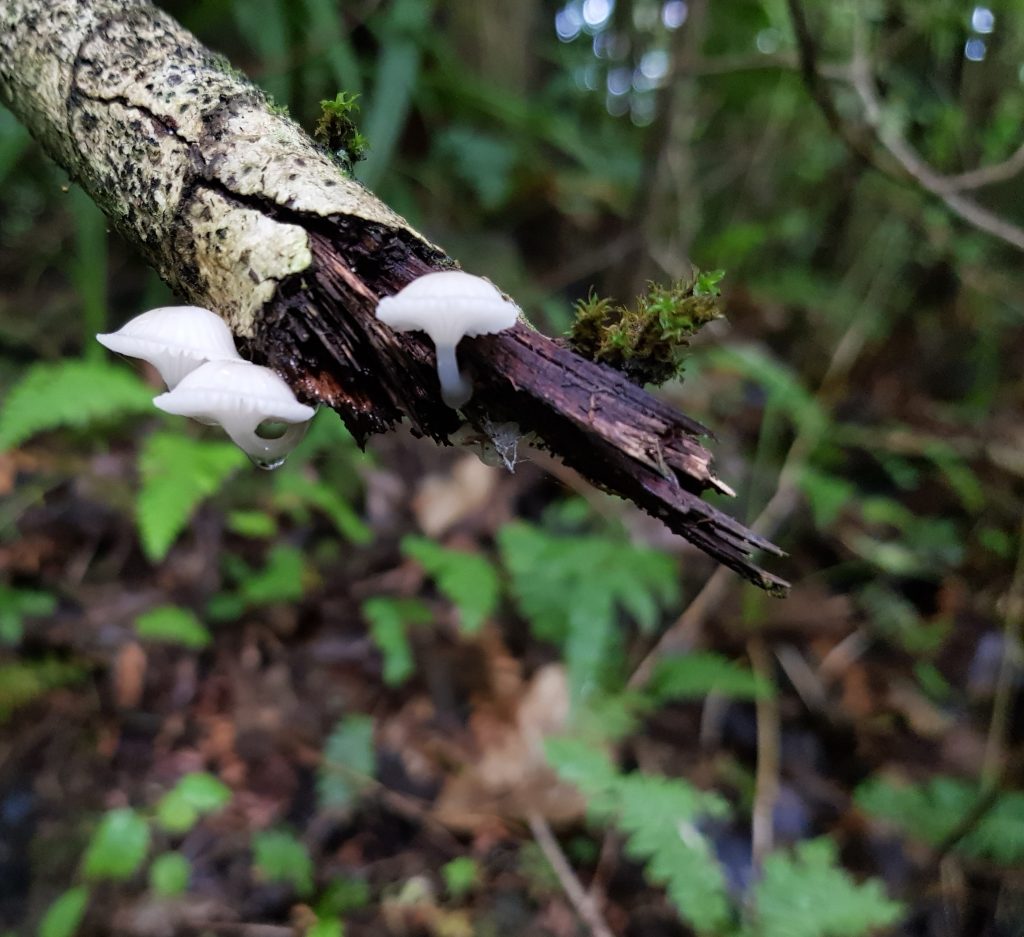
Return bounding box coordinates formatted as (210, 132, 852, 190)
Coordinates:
(0, 0, 789, 594)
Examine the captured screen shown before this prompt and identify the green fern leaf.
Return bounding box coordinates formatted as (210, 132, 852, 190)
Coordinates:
(236, 545, 308, 606)
(856, 775, 1024, 865)
(0, 359, 154, 451)
(545, 736, 731, 933)
(752, 838, 903, 937)
(318, 715, 376, 811)
(615, 774, 731, 933)
(650, 651, 773, 701)
(0, 658, 88, 722)
(499, 523, 679, 704)
(402, 536, 499, 633)
(362, 597, 432, 686)
(137, 431, 246, 562)
(135, 606, 211, 649)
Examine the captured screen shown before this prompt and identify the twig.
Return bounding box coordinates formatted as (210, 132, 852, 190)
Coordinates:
(846, 13, 1024, 252)
(748, 636, 780, 871)
(938, 142, 1024, 193)
(786, 0, 1024, 252)
(981, 516, 1024, 785)
(627, 435, 810, 689)
(526, 809, 616, 937)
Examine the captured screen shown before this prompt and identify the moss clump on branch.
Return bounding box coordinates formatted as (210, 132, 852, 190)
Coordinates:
(314, 91, 368, 174)
(568, 269, 725, 387)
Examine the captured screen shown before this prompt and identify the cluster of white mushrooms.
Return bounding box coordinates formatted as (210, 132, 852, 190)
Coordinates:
(97, 306, 315, 468)
(96, 271, 520, 467)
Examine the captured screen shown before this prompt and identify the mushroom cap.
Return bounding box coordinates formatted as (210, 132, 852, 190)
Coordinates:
(153, 359, 315, 425)
(376, 271, 520, 345)
(97, 305, 241, 388)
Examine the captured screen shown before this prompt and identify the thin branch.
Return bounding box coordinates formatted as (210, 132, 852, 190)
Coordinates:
(938, 142, 1024, 193)
(526, 810, 617, 937)
(981, 516, 1024, 785)
(786, 0, 1024, 252)
(748, 635, 780, 871)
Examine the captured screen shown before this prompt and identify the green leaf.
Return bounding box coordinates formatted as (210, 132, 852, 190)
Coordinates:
(751, 838, 903, 937)
(363, 597, 432, 686)
(0, 658, 88, 722)
(0, 585, 56, 644)
(856, 776, 1024, 864)
(252, 829, 314, 897)
(499, 523, 678, 705)
(545, 736, 731, 933)
(318, 715, 376, 810)
(402, 536, 499, 633)
(442, 857, 480, 900)
(358, 0, 434, 189)
(798, 467, 856, 528)
(235, 545, 309, 606)
(227, 510, 278, 539)
(0, 360, 154, 451)
(149, 852, 191, 897)
(156, 772, 232, 834)
(705, 344, 827, 442)
(274, 470, 371, 544)
(135, 606, 211, 650)
(83, 808, 150, 881)
(316, 878, 371, 916)
(306, 918, 344, 937)
(137, 431, 246, 562)
(39, 885, 89, 937)
(614, 773, 731, 932)
(649, 652, 773, 701)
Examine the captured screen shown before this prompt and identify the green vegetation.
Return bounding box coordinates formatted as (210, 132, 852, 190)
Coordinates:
(569, 270, 725, 386)
(314, 91, 369, 173)
(3, 0, 1022, 933)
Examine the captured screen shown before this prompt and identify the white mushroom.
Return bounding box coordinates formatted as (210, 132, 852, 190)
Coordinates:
(96, 305, 241, 389)
(375, 271, 520, 408)
(153, 359, 316, 468)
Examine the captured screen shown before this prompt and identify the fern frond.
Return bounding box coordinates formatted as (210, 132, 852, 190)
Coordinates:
(136, 430, 246, 561)
(402, 536, 500, 634)
(650, 651, 774, 702)
(751, 838, 904, 937)
(0, 359, 154, 450)
(856, 775, 1024, 865)
(545, 736, 732, 933)
(498, 523, 679, 704)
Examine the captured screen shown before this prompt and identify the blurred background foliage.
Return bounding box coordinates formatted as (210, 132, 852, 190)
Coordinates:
(1, 0, 1023, 935)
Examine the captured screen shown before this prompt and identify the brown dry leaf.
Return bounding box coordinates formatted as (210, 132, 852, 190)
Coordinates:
(413, 455, 499, 537)
(887, 678, 955, 738)
(0, 453, 15, 496)
(839, 660, 875, 720)
(432, 664, 586, 831)
(113, 641, 147, 709)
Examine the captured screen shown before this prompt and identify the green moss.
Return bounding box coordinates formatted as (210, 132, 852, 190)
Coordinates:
(568, 269, 725, 386)
(314, 92, 369, 174)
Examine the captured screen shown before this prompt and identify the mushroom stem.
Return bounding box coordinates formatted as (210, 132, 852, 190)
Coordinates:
(435, 343, 472, 409)
(219, 415, 309, 466)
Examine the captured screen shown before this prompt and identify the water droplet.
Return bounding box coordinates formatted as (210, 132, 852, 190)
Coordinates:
(251, 454, 287, 471)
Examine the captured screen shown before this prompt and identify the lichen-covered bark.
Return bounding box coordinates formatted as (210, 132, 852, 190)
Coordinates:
(0, 0, 423, 335)
(0, 0, 789, 593)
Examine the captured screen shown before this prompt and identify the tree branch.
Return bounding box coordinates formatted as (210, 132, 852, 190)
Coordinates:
(0, 0, 788, 593)
(786, 0, 1024, 252)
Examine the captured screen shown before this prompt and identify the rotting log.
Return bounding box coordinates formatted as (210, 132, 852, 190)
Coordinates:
(0, 0, 789, 594)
